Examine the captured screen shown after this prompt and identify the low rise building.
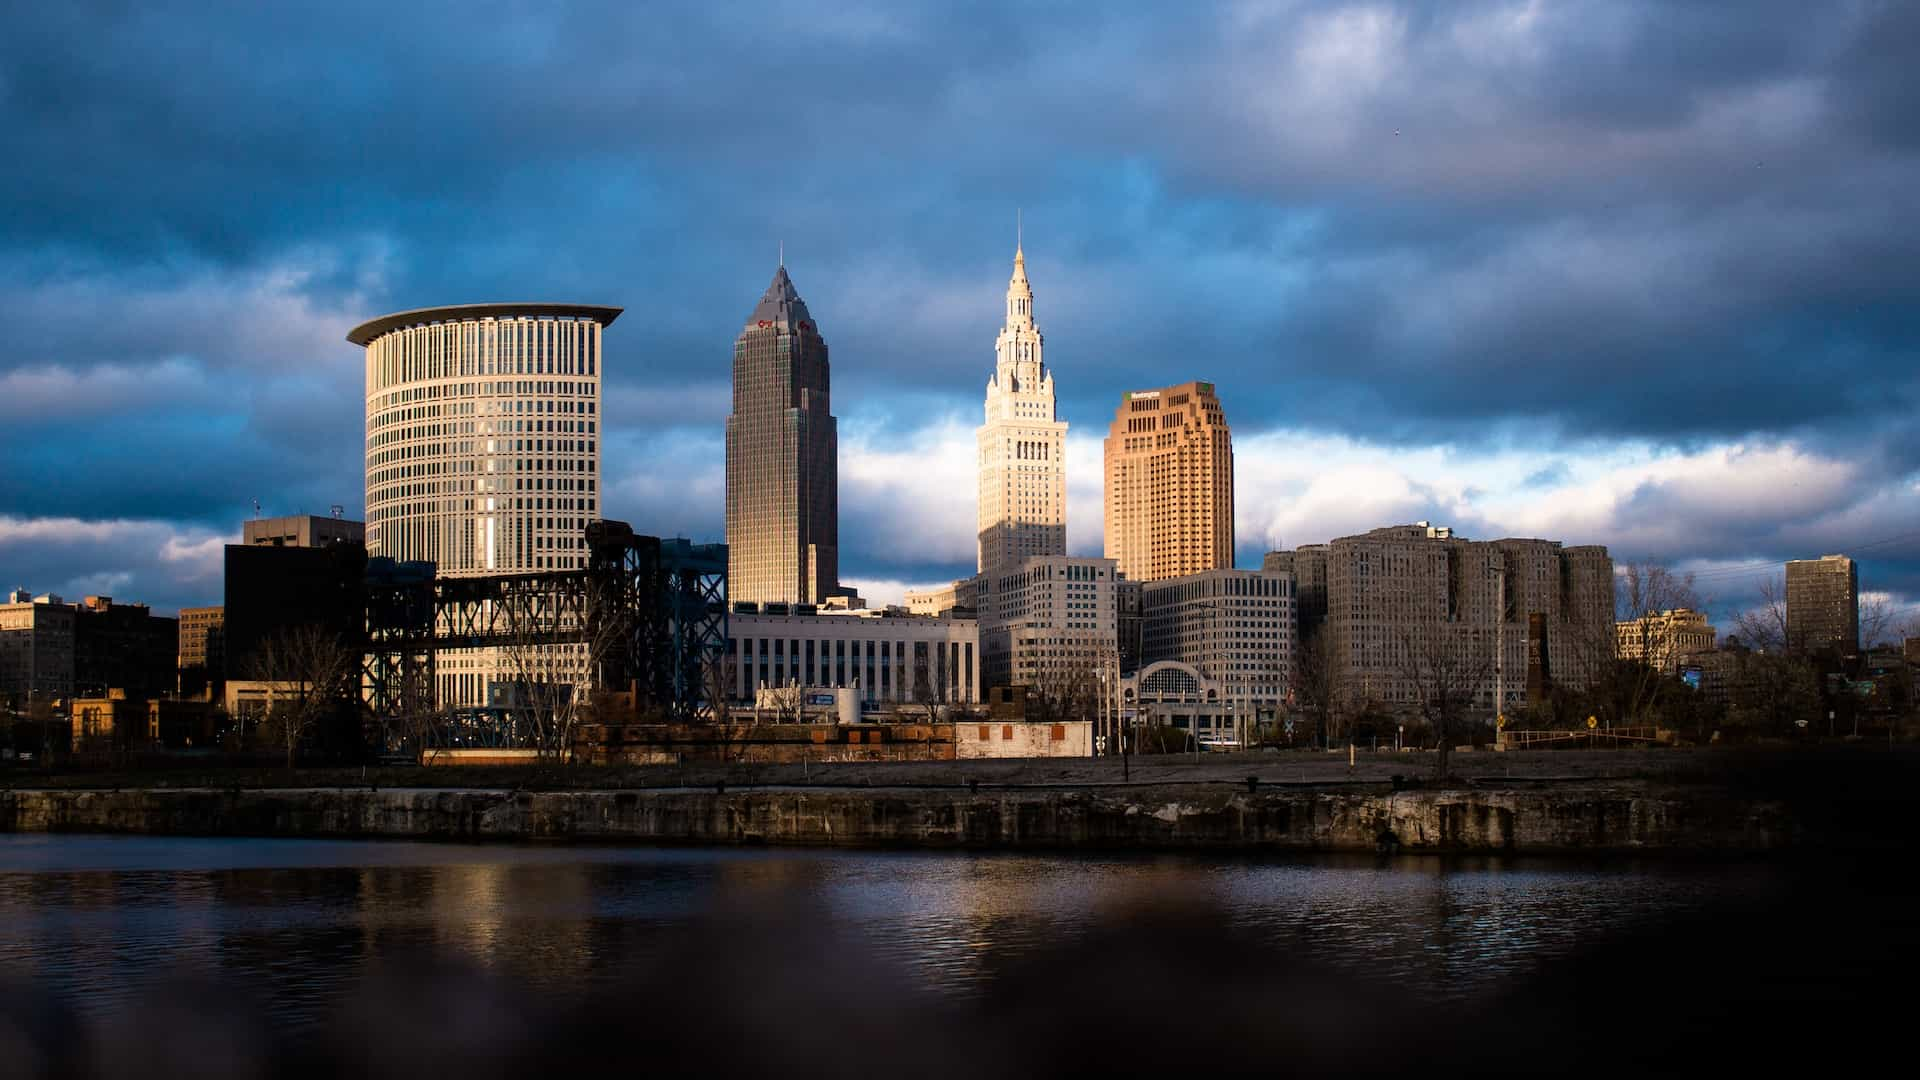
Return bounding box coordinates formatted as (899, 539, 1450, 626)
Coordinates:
(1617, 608, 1717, 673)
(728, 610, 981, 712)
(1120, 660, 1242, 745)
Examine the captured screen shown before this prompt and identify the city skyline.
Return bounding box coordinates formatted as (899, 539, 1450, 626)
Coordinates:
(1, 3, 1917, 634)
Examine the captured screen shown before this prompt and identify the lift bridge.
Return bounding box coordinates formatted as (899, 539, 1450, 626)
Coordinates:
(361, 521, 726, 748)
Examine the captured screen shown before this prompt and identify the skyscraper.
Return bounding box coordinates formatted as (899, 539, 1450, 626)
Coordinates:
(1785, 554, 1859, 654)
(725, 265, 840, 606)
(1103, 380, 1234, 582)
(349, 302, 619, 706)
(977, 242, 1066, 581)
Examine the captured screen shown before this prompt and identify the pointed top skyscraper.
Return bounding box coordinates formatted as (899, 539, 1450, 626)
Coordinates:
(726, 264, 840, 606)
(977, 239, 1067, 581)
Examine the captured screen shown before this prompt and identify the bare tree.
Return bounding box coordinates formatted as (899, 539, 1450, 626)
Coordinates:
(250, 624, 359, 770)
(1859, 594, 1896, 650)
(1731, 576, 1790, 653)
(1028, 663, 1097, 725)
(498, 581, 624, 762)
(1288, 632, 1346, 747)
(1396, 624, 1496, 782)
(1610, 562, 1708, 724)
(910, 650, 943, 725)
(1615, 563, 1704, 623)
(758, 680, 805, 725)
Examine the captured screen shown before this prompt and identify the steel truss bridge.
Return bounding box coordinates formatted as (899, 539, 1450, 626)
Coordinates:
(362, 521, 726, 749)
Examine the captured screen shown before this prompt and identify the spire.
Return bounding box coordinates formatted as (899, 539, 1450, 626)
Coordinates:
(746, 264, 813, 330)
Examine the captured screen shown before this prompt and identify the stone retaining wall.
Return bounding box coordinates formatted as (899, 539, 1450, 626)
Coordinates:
(0, 783, 1800, 853)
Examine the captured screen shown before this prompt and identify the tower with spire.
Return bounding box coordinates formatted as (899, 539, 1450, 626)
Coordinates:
(725, 263, 840, 606)
(976, 234, 1068, 583)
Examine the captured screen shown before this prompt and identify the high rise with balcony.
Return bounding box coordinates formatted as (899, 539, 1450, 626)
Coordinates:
(1104, 381, 1234, 583)
(726, 265, 840, 606)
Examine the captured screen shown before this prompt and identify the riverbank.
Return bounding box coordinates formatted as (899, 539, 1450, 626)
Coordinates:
(0, 779, 1802, 853)
(5, 747, 1906, 854)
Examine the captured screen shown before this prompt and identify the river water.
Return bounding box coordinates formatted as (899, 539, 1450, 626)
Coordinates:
(0, 834, 1785, 1039)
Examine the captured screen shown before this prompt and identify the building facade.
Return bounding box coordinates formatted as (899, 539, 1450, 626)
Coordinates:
(0, 594, 76, 707)
(905, 576, 982, 618)
(976, 244, 1067, 582)
(1617, 608, 1717, 673)
(73, 596, 178, 701)
(1785, 554, 1859, 655)
(1103, 381, 1234, 583)
(177, 605, 225, 698)
(1264, 546, 1328, 639)
(1140, 567, 1296, 714)
(981, 555, 1120, 698)
(222, 543, 366, 686)
(727, 611, 980, 710)
(1304, 524, 1612, 714)
(243, 515, 366, 548)
(725, 266, 840, 606)
(350, 302, 619, 706)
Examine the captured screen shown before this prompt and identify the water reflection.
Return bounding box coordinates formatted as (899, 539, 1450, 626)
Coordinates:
(0, 836, 1773, 1033)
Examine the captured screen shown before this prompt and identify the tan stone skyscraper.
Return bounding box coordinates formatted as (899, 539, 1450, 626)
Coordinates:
(976, 242, 1066, 581)
(726, 265, 839, 606)
(1103, 381, 1234, 582)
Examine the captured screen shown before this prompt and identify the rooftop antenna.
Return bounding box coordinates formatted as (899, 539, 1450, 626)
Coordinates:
(251, 498, 261, 519)
(779, 239, 784, 268)
(1017, 208, 1022, 250)
(330, 504, 344, 519)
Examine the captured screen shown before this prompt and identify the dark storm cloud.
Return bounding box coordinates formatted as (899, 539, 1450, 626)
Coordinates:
(1, 1, 1917, 602)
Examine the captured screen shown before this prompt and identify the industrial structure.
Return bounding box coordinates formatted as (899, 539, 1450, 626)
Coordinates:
(362, 521, 727, 748)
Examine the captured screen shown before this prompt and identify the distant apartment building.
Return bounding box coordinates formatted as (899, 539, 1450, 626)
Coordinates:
(1616, 608, 1717, 673)
(1278, 523, 1613, 714)
(727, 609, 980, 710)
(177, 605, 225, 698)
(72, 596, 179, 701)
(0, 592, 77, 706)
(981, 555, 1120, 694)
(243, 515, 366, 548)
(1103, 381, 1233, 583)
(1140, 567, 1296, 714)
(1785, 554, 1859, 655)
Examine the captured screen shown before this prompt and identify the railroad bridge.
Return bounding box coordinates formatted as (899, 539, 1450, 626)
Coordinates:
(361, 521, 726, 744)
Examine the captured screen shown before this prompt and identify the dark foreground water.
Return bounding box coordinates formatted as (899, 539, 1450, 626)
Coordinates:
(0, 835, 1777, 1033)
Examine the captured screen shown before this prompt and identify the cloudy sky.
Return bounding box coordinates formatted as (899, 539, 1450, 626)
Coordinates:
(2, 1, 1917, 631)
